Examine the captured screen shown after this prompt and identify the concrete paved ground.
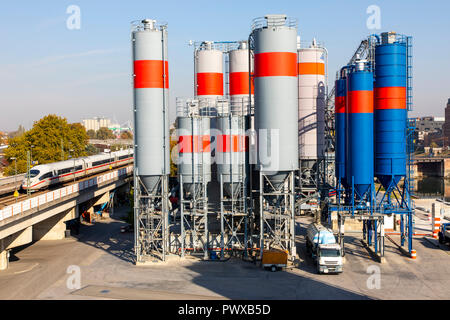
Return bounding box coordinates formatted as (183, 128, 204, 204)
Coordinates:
(1, 205, 450, 300)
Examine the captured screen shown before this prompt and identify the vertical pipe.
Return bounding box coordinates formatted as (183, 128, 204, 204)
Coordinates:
(204, 173, 208, 259)
(163, 175, 168, 261)
(134, 170, 139, 261)
(400, 214, 405, 246)
(259, 172, 264, 260)
(290, 171, 296, 258)
(180, 174, 185, 258)
(374, 220, 378, 253)
(220, 173, 224, 259)
(408, 212, 413, 254)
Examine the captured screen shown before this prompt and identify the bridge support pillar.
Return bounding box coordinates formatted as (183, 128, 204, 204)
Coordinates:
(0, 240, 8, 271)
(0, 226, 33, 270)
(444, 159, 450, 178)
(94, 191, 110, 207)
(33, 207, 76, 241)
(0, 249, 7, 271)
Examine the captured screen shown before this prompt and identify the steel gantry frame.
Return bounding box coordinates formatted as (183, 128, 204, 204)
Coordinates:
(134, 174, 169, 263)
(219, 103, 249, 259)
(179, 174, 209, 259)
(258, 171, 296, 261)
(178, 114, 210, 259)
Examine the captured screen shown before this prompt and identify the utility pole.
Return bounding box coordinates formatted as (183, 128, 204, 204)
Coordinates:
(26, 150, 31, 197)
(69, 149, 75, 182)
(11, 157, 18, 202)
(61, 138, 65, 161)
(30, 144, 35, 165)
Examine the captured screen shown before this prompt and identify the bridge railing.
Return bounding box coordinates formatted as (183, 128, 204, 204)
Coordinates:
(0, 174, 26, 187)
(0, 165, 132, 222)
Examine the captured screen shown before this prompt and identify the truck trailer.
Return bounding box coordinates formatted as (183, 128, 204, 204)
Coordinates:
(306, 222, 343, 274)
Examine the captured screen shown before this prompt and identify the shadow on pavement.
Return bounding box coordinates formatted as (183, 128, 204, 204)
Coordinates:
(71, 206, 135, 264)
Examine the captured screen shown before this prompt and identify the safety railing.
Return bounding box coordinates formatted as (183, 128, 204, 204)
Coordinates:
(0, 165, 132, 222)
(251, 15, 297, 30)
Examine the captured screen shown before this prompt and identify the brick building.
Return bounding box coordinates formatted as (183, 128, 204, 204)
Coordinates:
(444, 99, 450, 146)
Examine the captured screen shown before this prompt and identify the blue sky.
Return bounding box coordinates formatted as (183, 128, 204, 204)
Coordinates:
(0, 0, 449, 131)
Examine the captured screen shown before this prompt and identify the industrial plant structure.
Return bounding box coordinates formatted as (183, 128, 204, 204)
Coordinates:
(132, 19, 170, 263)
(132, 15, 415, 265)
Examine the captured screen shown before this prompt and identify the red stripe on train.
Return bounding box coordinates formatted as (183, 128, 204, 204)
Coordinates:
(25, 157, 133, 189)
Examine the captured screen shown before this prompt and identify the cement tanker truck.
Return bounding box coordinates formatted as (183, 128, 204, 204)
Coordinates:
(306, 222, 343, 274)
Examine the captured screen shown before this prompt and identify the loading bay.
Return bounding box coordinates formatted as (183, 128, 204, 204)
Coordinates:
(0, 205, 449, 300)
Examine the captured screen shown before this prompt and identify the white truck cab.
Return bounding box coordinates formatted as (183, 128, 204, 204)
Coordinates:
(316, 243, 343, 274)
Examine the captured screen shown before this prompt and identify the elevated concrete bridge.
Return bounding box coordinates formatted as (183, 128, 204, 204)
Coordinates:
(0, 165, 132, 270)
(413, 157, 450, 178)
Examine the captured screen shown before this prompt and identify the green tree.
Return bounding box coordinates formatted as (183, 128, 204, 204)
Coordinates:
(4, 115, 88, 175)
(85, 144, 98, 156)
(120, 131, 133, 140)
(96, 127, 115, 140)
(86, 129, 96, 139)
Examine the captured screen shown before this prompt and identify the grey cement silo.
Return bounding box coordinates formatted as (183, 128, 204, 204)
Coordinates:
(252, 15, 299, 188)
(216, 115, 247, 197)
(177, 116, 212, 195)
(132, 19, 170, 192)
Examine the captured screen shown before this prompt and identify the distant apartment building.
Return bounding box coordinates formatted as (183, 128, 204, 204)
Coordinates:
(82, 117, 111, 132)
(415, 116, 444, 147)
(415, 116, 444, 134)
(82, 117, 133, 139)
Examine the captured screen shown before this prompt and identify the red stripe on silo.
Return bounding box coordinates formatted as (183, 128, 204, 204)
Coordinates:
(335, 96, 346, 113)
(229, 72, 254, 95)
(217, 135, 247, 152)
(178, 135, 211, 153)
(254, 52, 297, 77)
(196, 73, 224, 96)
(134, 60, 169, 89)
(202, 135, 211, 152)
(374, 87, 406, 109)
(347, 91, 373, 113)
(298, 62, 325, 75)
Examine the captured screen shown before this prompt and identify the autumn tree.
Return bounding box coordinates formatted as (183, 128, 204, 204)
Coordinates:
(4, 115, 88, 175)
(120, 131, 133, 140)
(96, 127, 115, 140)
(170, 138, 178, 177)
(86, 129, 96, 139)
(110, 144, 123, 152)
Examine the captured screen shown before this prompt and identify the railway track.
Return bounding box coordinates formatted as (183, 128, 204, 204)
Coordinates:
(0, 164, 132, 209)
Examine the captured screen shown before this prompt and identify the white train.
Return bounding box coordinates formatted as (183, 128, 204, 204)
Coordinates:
(21, 149, 133, 191)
